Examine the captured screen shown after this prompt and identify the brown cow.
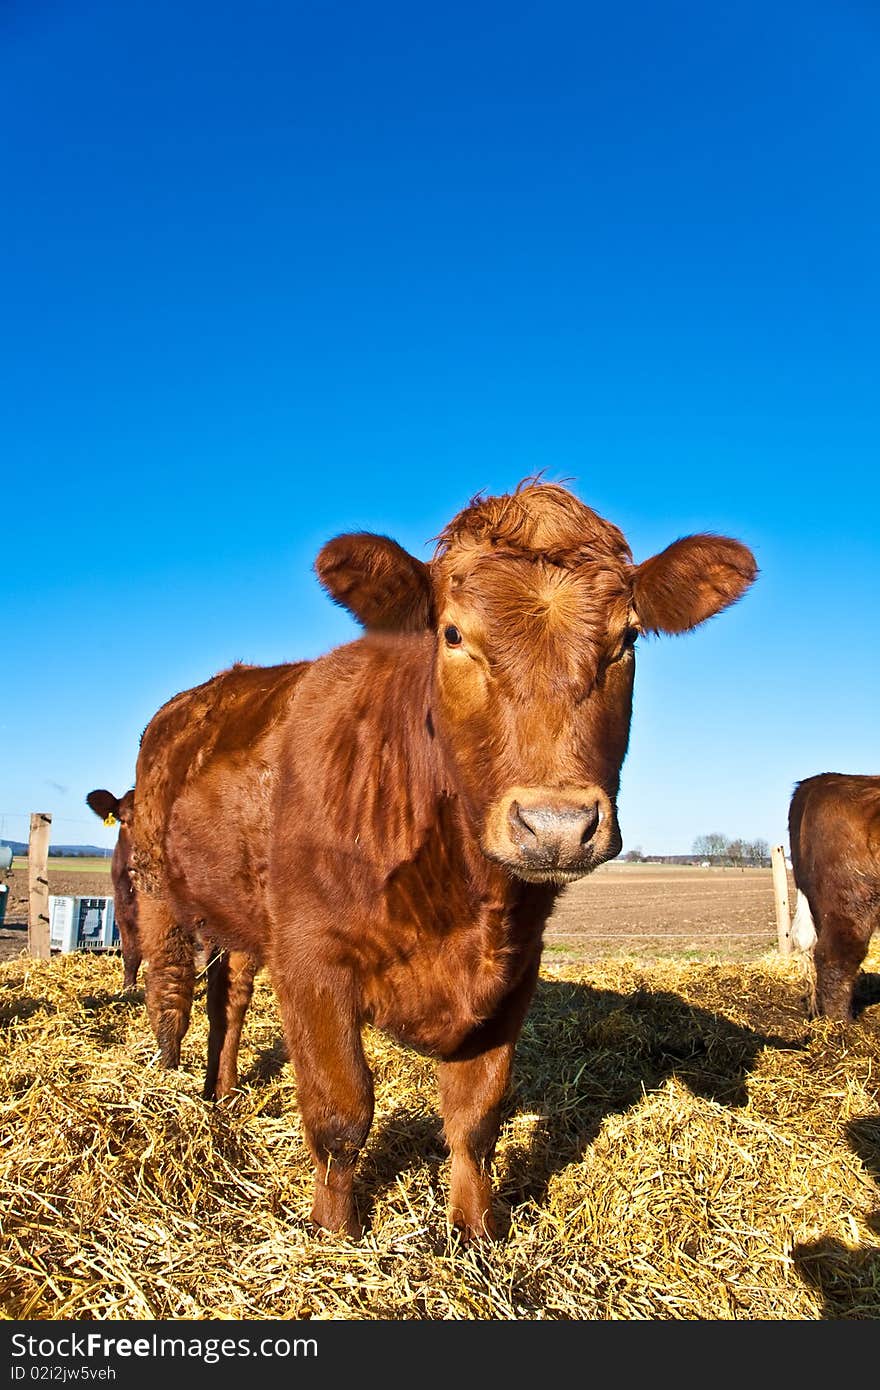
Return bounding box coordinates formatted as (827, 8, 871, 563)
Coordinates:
(131, 479, 757, 1238)
(86, 788, 141, 990)
(788, 772, 880, 1021)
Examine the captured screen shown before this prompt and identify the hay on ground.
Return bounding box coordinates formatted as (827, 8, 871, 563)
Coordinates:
(1, 944, 878, 1319)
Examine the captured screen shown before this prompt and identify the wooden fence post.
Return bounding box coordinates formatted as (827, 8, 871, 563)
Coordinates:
(28, 812, 52, 959)
(771, 843, 792, 957)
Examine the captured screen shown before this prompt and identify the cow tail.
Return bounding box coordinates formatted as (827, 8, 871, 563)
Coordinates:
(790, 889, 817, 954)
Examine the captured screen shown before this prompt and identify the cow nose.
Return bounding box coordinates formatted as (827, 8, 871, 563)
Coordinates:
(509, 799, 601, 862)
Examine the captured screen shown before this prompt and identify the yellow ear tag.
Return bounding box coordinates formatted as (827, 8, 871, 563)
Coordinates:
(103, 814, 117, 827)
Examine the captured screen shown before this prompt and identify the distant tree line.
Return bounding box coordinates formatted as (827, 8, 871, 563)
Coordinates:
(619, 835, 771, 867)
(691, 833, 771, 868)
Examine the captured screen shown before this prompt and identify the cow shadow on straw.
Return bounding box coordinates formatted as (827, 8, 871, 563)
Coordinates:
(0, 993, 56, 1028)
(360, 1111, 447, 1224)
(793, 1114, 880, 1318)
(850, 1112, 880, 1234)
(500, 978, 805, 1224)
(77, 987, 146, 1046)
(358, 977, 807, 1238)
(246, 1037, 289, 1087)
(848, 1116, 880, 1241)
(851, 971, 880, 1017)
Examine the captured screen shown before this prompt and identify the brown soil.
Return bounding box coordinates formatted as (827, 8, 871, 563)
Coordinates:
(0, 861, 786, 966)
(545, 862, 786, 963)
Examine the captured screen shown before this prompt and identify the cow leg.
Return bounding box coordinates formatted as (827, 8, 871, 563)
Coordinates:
(203, 947, 257, 1100)
(274, 975, 373, 1238)
(437, 1042, 513, 1240)
(813, 910, 873, 1021)
(139, 896, 196, 1068)
(436, 958, 540, 1241)
(117, 918, 142, 991)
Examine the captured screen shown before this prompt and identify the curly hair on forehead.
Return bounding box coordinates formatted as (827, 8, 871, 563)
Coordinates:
(432, 476, 633, 568)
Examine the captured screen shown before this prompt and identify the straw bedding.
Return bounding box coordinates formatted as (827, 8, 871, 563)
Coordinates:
(1, 945, 878, 1320)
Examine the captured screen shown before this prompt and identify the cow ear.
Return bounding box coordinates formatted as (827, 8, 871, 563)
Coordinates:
(314, 532, 434, 632)
(632, 534, 757, 635)
(86, 789, 120, 822)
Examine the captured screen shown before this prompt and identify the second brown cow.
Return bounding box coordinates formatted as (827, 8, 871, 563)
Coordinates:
(131, 479, 757, 1239)
(86, 788, 141, 990)
(86, 785, 259, 1099)
(789, 772, 880, 1021)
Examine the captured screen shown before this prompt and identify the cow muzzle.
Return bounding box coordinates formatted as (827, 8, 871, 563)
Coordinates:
(482, 785, 621, 883)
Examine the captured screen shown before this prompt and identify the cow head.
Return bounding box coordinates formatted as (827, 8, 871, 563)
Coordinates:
(316, 481, 756, 884)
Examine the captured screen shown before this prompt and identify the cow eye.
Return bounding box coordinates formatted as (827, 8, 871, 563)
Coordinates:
(609, 629, 638, 664)
(444, 624, 463, 647)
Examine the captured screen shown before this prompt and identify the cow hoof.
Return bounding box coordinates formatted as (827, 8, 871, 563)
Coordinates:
(449, 1216, 497, 1246)
(204, 1080, 239, 1103)
(310, 1192, 363, 1240)
(310, 1216, 364, 1241)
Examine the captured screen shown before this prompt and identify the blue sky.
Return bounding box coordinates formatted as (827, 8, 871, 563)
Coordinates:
(2, 0, 878, 855)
